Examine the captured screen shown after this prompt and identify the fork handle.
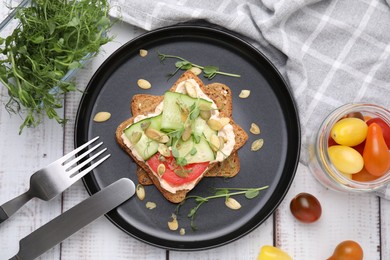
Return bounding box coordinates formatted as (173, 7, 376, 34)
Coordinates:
(0, 191, 32, 224)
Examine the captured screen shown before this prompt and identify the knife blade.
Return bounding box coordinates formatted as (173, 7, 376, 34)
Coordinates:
(10, 178, 135, 260)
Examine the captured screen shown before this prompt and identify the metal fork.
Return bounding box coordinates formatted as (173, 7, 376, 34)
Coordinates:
(0, 136, 110, 223)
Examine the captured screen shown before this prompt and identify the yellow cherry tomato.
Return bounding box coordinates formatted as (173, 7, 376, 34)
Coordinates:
(328, 145, 364, 174)
(258, 245, 293, 260)
(331, 118, 368, 146)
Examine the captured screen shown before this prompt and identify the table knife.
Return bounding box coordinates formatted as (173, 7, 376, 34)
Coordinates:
(10, 178, 135, 260)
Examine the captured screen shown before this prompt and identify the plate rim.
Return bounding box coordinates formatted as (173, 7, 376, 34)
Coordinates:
(75, 23, 301, 251)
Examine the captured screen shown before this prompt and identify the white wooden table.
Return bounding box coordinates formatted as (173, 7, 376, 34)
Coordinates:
(1, 4, 389, 260)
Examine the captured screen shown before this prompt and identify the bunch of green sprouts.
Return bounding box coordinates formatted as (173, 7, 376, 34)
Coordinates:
(0, 0, 113, 133)
(176, 185, 269, 230)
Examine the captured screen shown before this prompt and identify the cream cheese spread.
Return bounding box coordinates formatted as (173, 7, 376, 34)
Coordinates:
(121, 79, 236, 193)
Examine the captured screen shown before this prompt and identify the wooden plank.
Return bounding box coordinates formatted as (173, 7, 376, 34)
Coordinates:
(381, 199, 390, 258)
(275, 163, 381, 259)
(170, 218, 273, 259)
(0, 3, 64, 259)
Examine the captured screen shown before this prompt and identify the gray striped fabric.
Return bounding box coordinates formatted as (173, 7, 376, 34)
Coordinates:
(109, 0, 390, 197)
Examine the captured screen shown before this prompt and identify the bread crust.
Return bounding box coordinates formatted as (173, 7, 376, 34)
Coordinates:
(116, 71, 248, 203)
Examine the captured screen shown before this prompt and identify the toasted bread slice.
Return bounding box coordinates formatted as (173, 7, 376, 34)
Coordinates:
(131, 83, 239, 183)
(116, 71, 248, 203)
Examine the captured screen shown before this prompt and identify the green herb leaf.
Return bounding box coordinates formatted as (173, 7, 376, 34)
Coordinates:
(245, 189, 260, 199)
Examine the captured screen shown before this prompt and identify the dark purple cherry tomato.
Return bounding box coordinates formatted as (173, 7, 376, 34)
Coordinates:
(290, 192, 322, 223)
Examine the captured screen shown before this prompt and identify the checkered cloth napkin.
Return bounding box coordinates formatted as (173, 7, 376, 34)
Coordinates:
(109, 0, 390, 198)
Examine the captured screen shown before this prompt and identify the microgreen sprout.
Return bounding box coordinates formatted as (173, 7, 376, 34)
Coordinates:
(158, 52, 241, 80)
(175, 185, 269, 230)
(0, 0, 113, 133)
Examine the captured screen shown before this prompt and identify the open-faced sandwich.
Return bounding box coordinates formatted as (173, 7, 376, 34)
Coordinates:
(116, 71, 248, 203)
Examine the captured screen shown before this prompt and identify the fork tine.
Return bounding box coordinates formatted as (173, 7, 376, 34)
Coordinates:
(52, 136, 100, 165)
(67, 148, 108, 177)
(64, 141, 103, 169)
(68, 153, 111, 179)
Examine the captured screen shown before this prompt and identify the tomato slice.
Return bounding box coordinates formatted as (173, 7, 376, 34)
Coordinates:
(147, 153, 209, 186)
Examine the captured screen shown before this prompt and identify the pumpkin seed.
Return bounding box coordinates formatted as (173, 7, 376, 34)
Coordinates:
(145, 128, 169, 143)
(207, 119, 223, 131)
(189, 67, 202, 75)
(225, 197, 241, 210)
(181, 125, 192, 141)
(184, 81, 197, 98)
(210, 134, 221, 152)
(158, 144, 171, 157)
(168, 214, 179, 231)
(219, 117, 230, 127)
(200, 109, 211, 120)
(130, 131, 142, 145)
(251, 138, 264, 151)
(174, 168, 189, 178)
(137, 79, 152, 89)
(239, 89, 250, 98)
(250, 123, 261, 135)
(157, 163, 166, 176)
(146, 201, 157, 210)
(136, 184, 145, 201)
(218, 136, 225, 150)
(139, 49, 148, 57)
(140, 120, 151, 131)
(93, 112, 111, 122)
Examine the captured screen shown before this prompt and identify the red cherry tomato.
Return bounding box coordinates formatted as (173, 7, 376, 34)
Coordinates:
(352, 167, 379, 182)
(351, 141, 365, 155)
(327, 240, 363, 260)
(363, 123, 390, 176)
(367, 117, 390, 148)
(328, 136, 338, 147)
(147, 153, 209, 186)
(290, 193, 322, 223)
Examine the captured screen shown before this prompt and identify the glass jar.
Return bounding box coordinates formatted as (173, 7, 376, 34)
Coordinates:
(308, 103, 390, 194)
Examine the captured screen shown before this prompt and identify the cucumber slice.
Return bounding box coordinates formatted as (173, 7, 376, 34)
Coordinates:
(123, 114, 162, 160)
(161, 92, 212, 131)
(175, 137, 215, 164)
(192, 117, 216, 142)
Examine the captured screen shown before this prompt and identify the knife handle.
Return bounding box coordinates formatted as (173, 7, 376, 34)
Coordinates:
(0, 191, 32, 224)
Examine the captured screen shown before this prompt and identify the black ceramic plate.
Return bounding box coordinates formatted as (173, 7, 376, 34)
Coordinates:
(75, 24, 300, 250)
